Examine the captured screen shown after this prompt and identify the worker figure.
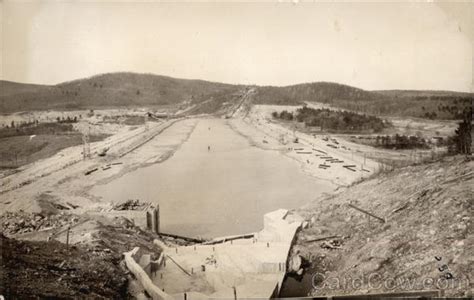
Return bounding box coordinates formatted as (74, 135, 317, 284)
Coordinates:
(208, 145, 210, 151)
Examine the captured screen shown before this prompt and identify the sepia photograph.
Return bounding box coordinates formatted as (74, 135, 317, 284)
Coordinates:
(0, 0, 472, 299)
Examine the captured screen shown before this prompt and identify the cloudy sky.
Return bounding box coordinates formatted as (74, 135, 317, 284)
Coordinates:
(1, 1, 472, 91)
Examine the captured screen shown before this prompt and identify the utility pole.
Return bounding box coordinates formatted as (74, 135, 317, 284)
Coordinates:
(66, 226, 71, 253)
(145, 114, 149, 131)
(82, 125, 91, 160)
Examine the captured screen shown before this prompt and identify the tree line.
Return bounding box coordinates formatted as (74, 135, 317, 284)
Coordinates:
(374, 134, 430, 150)
(272, 107, 387, 133)
(448, 108, 472, 155)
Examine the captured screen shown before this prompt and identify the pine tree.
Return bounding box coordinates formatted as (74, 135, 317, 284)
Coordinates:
(451, 109, 472, 154)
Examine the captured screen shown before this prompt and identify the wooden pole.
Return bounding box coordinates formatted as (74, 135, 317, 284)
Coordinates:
(66, 226, 70, 252)
(146, 211, 152, 231)
(348, 203, 385, 223)
(154, 206, 160, 234)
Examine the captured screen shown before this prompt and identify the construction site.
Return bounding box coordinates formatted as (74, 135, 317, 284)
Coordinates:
(2, 2, 473, 298)
(1, 87, 472, 298)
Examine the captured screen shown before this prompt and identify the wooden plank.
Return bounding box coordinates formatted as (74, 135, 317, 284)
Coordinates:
(157, 232, 205, 243)
(348, 203, 385, 223)
(84, 168, 98, 175)
(165, 254, 192, 277)
(203, 233, 255, 245)
(305, 235, 341, 243)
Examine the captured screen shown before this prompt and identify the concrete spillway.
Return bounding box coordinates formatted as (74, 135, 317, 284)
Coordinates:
(124, 209, 303, 299)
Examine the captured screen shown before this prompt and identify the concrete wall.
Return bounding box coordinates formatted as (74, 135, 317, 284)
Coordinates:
(124, 247, 174, 300)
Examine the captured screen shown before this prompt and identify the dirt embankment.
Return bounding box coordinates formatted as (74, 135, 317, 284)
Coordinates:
(0, 230, 130, 299)
(293, 156, 473, 297)
(0, 232, 129, 299)
(0, 200, 163, 298)
(0, 197, 199, 298)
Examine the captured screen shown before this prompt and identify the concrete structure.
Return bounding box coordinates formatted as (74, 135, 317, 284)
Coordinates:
(124, 209, 303, 299)
(146, 207, 160, 234)
(124, 247, 173, 300)
(154, 209, 302, 299)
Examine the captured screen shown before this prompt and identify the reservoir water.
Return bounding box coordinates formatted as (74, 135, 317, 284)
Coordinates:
(91, 118, 334, 238)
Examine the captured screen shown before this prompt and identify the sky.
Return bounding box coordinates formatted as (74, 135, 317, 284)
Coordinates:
(1, 1, 472, 92)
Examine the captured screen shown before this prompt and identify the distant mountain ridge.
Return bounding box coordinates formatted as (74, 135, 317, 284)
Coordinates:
(0, 72, 242, 113)
(374, 89, 473, 98)
(253, 82, 377, 105)
(1, 72, 472, 119)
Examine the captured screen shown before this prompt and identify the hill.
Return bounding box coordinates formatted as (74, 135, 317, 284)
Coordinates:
(293, 156, 473, 297)
(255, 83, 472, 120)
(1, 73, 472, 120)
(0, 81, 52, 98)
(374, 89, 473, 98)
(253, 82, 376, 105)
(0, 73, 242, 113)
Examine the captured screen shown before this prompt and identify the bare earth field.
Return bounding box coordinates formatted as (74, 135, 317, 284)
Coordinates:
(0, 133, 109, 171)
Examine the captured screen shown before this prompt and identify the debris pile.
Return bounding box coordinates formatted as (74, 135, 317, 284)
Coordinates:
(1, 211, 80, 236)
(320, 239, 343, 250)
(112, 199, 152, 211)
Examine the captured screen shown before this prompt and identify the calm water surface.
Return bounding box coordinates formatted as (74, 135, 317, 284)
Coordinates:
(91, 118, 334, 238)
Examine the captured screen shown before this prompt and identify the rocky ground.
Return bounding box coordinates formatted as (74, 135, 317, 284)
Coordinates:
(0, 196, 200, 298)
(0, 233, 128, 298)
(292, 155, 473, 297)
(1, 211, 80, 236)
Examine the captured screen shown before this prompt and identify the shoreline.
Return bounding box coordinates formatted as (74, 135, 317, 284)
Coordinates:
(2, 115, 349, 237)
(227, 118, 345, 189)
(87, 118, 339, 238)
(81, 118, 199, 200)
